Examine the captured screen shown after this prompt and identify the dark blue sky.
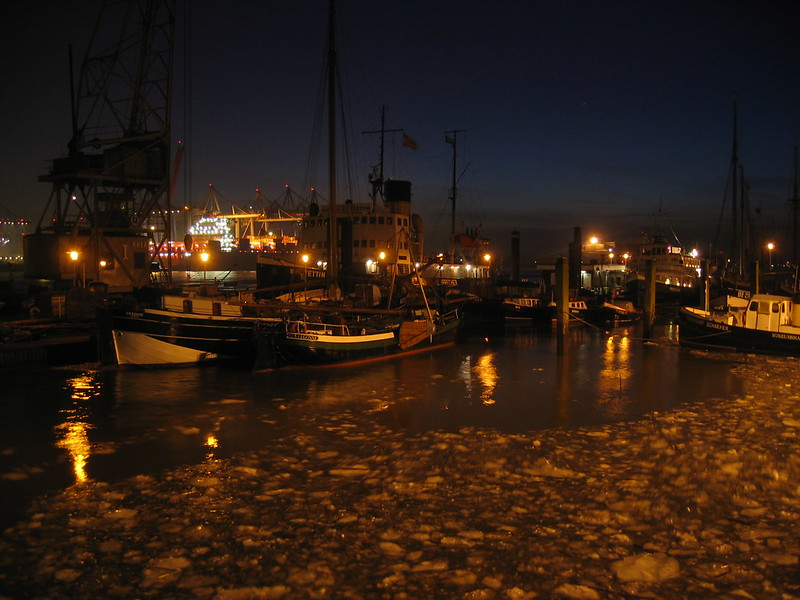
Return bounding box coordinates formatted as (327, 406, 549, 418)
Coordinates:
(3, 1, 799, 263)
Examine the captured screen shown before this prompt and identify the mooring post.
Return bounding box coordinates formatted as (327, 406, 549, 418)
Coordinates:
(643, 259, 656, 338)
(555, 257, 569, 354)
(751, 260, 760, 295)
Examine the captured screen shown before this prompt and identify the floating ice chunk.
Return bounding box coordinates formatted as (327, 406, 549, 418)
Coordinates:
(1, 471, 28, 481)
(106, 508, 137, 520)
(151, 556, 190, 570)
(759, 551, 799, 566)
(727, 589, 756, 599)
(218, 398, 246, 404)
(449, 570, 477, 585)
(440, 536, 473, 547)
(379, 542, 405, 557)
(174, 426, 201, 435)
(235, 466, 266, 477)
(410, 560, 448, 572)
(193, 476, 220, 487)
(215, 586, 290, 599)
(740, 527, 788, 540)
(506, 587, 538, 599)
(99, 540, 123, 553)
(523, 458, 581, 478)
(612, 553, 680, 582)
(329, 466, 370, 477)
(552, 583, 600, 599)
(54, 568, 81, 583)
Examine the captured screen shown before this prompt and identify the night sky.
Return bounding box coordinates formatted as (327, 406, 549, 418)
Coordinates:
(2, 1, 799, 264)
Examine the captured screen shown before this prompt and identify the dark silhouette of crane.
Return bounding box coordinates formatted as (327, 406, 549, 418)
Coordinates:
(24, 0, 176, 292)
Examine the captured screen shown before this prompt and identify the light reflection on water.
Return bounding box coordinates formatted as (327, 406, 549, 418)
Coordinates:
(55, 373, 103, 484)
(0, 323, 744, 527)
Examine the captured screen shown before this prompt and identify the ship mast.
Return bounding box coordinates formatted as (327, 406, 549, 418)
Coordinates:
(790, 144, 799, 265)
(326, 0, 339, 283)
(731, 95, 741, 279)
(363, 105, 402, 206)
(445, 129, 465, 260)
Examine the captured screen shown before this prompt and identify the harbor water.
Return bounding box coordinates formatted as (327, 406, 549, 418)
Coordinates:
(1, 322, 734, 527)
(2, 321, 799, 598)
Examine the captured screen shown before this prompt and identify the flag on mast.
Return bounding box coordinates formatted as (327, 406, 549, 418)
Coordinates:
(402, 133, 418, 150)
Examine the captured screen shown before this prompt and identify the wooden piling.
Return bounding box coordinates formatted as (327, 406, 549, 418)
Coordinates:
(555, 257, 569, 354)
(643, 259, 656, 338)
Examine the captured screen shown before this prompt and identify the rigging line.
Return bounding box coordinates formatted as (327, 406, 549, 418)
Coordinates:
(336, 74, 359, 203)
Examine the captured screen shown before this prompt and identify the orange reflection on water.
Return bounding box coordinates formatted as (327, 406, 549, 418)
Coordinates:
(474, 352, 499, 405)
(55, 373, 101, 483)
(595, 334, 632, 418)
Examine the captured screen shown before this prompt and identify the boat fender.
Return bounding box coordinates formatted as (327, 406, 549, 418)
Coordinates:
(29, 306, 41, 318)
(300, 323, 307, 333)
(290, 322, 298, 333)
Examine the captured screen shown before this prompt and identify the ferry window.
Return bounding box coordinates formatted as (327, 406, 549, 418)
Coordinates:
(353, 240, 359, 248)
(772, 303, 779, 313)
(369, 217, 376, 224)
(361, 240, 367, 247)
(378, 217, 385, 224)
(387, 217, 393, 224)
(369, 240, 375, 248)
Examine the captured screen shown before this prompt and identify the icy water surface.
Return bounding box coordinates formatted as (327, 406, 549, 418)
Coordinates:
(1, 323, 735, 526)
(3, 324, 799, 597)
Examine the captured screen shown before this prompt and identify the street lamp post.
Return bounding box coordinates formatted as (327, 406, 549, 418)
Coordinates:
(68, 250, 85, 288)
(767, 242, 775, 271)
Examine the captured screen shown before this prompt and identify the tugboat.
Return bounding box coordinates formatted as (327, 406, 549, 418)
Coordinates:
(679, 293, 800, 356)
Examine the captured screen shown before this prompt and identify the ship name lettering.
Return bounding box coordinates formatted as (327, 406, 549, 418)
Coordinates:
(772, 333, 800, 341)
(288, 333, 319, 341)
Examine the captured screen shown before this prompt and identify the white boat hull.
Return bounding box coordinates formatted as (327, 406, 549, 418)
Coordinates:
(112, 330, 220, 366)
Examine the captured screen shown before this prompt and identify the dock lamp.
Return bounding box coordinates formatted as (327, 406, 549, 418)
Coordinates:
(301, 254, 309, 291)
(767, 242, 775, 270)
(200, 251, 209, 281)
